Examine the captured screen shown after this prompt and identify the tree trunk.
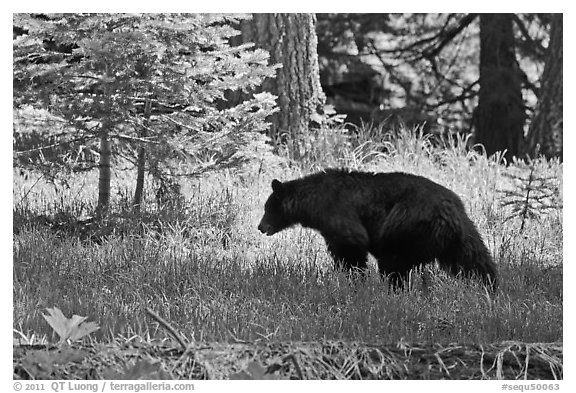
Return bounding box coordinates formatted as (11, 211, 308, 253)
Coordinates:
(238, 13, 326, 157)
(133, 98, 152, 211)
(526, 14, 563, 160)
(475, 14, 525, 161)
(96, 129, 111, 218)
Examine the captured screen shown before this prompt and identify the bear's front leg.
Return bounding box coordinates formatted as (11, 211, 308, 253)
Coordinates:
(325, 239, 369, 275)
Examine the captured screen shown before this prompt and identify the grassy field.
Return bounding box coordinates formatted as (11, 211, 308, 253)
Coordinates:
(13, 130, 563, 347)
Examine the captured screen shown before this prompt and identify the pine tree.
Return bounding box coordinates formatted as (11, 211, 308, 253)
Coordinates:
(235, 13, 326, 158)
(14, 13, 279, 216)
(475, 13, 525, 161)
(526, 14, 562, 160)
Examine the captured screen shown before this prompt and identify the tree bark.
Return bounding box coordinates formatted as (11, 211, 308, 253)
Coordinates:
(475, 14, 525, 161)
(526, 14, 563, 160)
(238, 13, 326, 155)
(96, 129, 111, 218)
(133, 98, 152, 211)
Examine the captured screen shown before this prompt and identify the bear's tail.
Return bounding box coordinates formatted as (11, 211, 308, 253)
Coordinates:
(438, 231, 498, 292)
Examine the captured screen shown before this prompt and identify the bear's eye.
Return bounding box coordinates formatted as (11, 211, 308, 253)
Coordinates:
(265, 195, 284, 213)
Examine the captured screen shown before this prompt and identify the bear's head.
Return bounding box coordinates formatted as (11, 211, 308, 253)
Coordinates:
(258, 179, 290, 236)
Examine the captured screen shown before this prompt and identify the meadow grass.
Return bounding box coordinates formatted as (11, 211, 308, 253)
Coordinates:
(13, 130, 562, 345)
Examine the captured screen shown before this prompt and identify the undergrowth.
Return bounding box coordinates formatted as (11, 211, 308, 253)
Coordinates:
(13, 128, 562, 346)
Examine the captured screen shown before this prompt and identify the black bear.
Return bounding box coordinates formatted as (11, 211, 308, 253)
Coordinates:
(257, 169, 497, 291)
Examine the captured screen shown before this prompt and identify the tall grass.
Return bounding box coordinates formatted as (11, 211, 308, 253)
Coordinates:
(13, 128, 562, 345)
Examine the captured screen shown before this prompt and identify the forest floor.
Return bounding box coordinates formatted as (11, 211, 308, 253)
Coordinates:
(13, 339, 563, 380)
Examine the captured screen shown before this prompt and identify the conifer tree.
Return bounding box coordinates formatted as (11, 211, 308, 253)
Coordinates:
(14, 13, 279, 215)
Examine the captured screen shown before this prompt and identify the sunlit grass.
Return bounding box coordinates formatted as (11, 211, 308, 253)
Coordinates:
(13, 130, 562, 345)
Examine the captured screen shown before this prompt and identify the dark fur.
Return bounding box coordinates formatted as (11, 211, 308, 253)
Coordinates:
(258, 169, 497, 291)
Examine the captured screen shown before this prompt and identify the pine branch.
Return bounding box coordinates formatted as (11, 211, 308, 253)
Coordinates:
(14, 134, 97, 156)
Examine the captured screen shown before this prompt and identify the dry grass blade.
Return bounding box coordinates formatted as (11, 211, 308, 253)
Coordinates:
(282, 353, 304, 380)
(145, 308, 188, 349)
(434, 352, 450, 376)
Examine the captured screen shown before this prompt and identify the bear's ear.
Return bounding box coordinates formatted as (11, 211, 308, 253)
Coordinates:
(271, 179, 283, 193)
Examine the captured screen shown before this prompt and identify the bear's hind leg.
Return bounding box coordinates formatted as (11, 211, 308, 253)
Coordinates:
(437, 237, 498, 292)
(376, 255, 417, 291)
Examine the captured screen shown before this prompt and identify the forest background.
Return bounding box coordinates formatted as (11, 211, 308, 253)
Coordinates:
(11, 13, 565, 380)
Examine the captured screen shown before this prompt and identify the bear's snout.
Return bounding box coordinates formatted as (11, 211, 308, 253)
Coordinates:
(257, 222, 275, 236)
